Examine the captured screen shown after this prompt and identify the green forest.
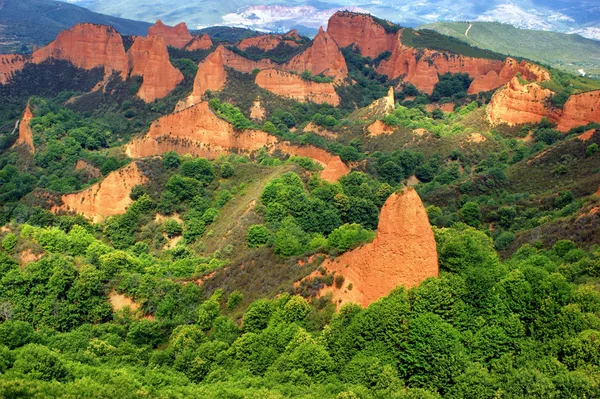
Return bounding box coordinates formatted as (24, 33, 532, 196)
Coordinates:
(1, 14, 600, 399)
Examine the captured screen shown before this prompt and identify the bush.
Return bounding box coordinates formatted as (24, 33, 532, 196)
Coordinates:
(220, 162, 234, 178)
(163, 151, 180, 169)
(227, 290, 243, 310)
(327, 223, 375, 252)
(13, 344, 69, 381)
(459, 202, 481, 227)
(247, 224, 270, 248)
(0, 320, 35, 349)
(163, 219, 183, 238)
(586, 143, 599, 157)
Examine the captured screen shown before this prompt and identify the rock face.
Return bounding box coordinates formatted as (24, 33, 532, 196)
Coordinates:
(327, 11, 397, 58)
(255, 69, 340, 106)
(318, 187, 439, 307)
(378, 38, 550, 95)
(487, 77, 556, 127)
(327, 11, 552, 96)
(367, 120, 394, 136)
(184, 45, 276, 107)
(126, 102, 348, 182)
(0, 54, 27, 84)
(557, 91, 600, 132)
(16, 103, 35, 153)
(147, 20, 192, 49)
(32, 23, 128, 78)
(285, 27, 347, 82)
(186, 34, 213, 51)
(238, 30, 301, 51)
(184, 29, 347, 108)
(127, 35, 183, 102)
(53, 162, 147, 223)
(249, 97, 266, 120)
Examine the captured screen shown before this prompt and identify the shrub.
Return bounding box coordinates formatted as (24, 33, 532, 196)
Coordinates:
(163, 219, 183, 238)
(586, 143, 599, 157)
(459, 202, 481, 227)
(247, 224, 270, 248)
(227, 290, 243, 310)
(13, 344, 69, 381)
(327, 223, 375, 252)
(220, 162, 234, 178)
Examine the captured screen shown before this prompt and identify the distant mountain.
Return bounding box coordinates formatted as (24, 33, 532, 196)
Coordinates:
(66, 0, 599, 38)
(0, 0, 151, 53)
(420, 21, 600, 79)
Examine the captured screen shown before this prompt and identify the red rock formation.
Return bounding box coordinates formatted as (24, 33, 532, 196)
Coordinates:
(255, 69, 340, 106)
(249, 97, 266, 120)
(16, 103, 35, 153)
(147, 20, 192, 49)
(487, 77, 556, 126)
(53, 162, 147, 223)
(186, 34, 213, 51)
(183, 45, 277, 107)
(316, 187, 439, 307)
(127, 35, 183, 102)
(557, 91, 600, 132)
(426, 103, 455, 113)
(238, 30, 301, 51)
(75, 159, 102, 178)
(286, 27, 347, 82)
(367, 120, 394, 136)
(0, 54, 28, 84)
(327, 11, 397, 58)
(126, 102, 348, 182)
(376, 31, 551, 95)
(32, 23, 128, 78)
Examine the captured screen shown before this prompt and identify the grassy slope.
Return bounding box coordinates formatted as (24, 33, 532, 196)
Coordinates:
(420, 21, 600, 78)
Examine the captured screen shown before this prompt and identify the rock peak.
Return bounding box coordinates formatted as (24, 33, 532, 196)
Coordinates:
(127, 35, 183, 102)
(31, 23, 128, 78)
(148, 20, 192, 48)
(312, 187, 439, 308)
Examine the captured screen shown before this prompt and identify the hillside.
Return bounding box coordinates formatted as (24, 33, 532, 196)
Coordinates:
(0, 11, 600, 398)
(420, 21, 600, 79)
(0, 0, 151, 53)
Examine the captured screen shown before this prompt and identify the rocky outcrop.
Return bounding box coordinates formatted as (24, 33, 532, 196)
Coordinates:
(147, 20, 192, 49)
(327, 11, 397, 58)
(183, 45, 277, 107)
(126, 102, 348, 182)
(75, 159, 102, 179)
(184, 29, 347, 109)
(317, 187, 439, 307)
(2, 24, 182, 102)
(285, 27, 347, 82)
(186, 34, 213, 51)
(53, 162, 147, 223)
(377, 38, 551, 94)
(127, 35, 183, 102)
(557, 91, 600, 132)
(16, 103, 35, 153)
(487, 77, 556, 126)
(255, 69, 340, 106)
(249, 97, 266, 120)
(426, 103, 455, 113)
(238, 30, 301, 51)
(32, 23, 128, 78)
(367, 120, 394, 136)
(0, 54, 27, 84)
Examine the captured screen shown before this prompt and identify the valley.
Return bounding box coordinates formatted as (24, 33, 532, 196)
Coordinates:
(0, 10, 599, 398)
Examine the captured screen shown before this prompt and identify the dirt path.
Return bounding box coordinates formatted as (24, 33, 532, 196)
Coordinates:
(10, 119, 19, 136)
(465, 23, 472, 39)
